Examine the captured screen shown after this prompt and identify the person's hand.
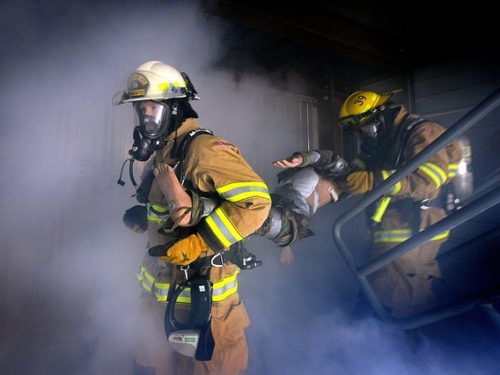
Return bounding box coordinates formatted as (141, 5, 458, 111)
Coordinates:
(273, 154, 303, 169)
(148, 233, 207, 266)
(278, 246, 295, 268)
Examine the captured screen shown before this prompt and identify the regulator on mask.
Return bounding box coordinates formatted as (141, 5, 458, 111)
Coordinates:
(358, 112, 384, 157)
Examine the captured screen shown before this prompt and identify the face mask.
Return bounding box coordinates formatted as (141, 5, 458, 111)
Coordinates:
(134, 101, 171, 138)
(358, 118, 383, 158)
(130, 101, 172, 161)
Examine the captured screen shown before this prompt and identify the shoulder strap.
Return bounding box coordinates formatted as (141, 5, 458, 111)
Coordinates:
(393, 117, 427, 167)
(175, 128, 214, 184)
(175, 128, 214, 162)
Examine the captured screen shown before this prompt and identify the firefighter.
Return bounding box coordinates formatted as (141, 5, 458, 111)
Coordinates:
(275, 91, 462, 318)
(114, 60, 271, 375)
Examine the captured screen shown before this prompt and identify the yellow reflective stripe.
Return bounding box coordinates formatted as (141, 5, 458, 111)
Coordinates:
(154, 283, 192, 304)
(205, 207, 243, 248)
(137, 267, 241, 303)
(141, 271, 155, 293)
(136, 267, 192, 303)
(226, 191, 271, 201)
(158, 81, 184, 92)
(176, 289, 192, 304)
(151, 204, 168, 213)
(217, 181, 271, 202)
(147, 203, 169, 224)
(447, 163, 459, 179)
(153, 281, 169, 302)
(373, 229, 449, 243)
(136, 266, 145, 281)
(212, 270, 239, 302)
(147, 215, 164, 224)
(419, 162, 447, 188)
(430, 230, 450, 241)
(373, 229, 412, 243)
(381, 170, 402, 195)
(371, 196, 392, 223)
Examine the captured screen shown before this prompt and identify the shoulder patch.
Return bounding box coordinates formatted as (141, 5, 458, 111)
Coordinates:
(211, 140, 235, 148)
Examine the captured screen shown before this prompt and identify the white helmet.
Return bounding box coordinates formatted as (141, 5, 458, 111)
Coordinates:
(113, 60, 191, 105)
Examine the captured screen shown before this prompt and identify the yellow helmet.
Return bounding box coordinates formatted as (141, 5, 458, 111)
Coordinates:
(113, 60, 189, 105)
(338, 91, 392, 128)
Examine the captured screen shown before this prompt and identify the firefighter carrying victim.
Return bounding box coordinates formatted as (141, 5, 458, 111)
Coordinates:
(114, 60, 271, 375)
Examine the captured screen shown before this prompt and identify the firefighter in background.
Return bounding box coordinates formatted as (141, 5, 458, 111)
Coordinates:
(114, 60, 271, 375)
(274, 91, 462, 318)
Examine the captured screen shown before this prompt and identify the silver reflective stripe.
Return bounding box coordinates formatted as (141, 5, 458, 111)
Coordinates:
(273, 185, 311, 217)
(212, 279, 237, 297)
(310, 150, 321, 163)
(219, 185, 270, 200)
(216, 181, 271, 202)
(205, 208, 243, 246)
(265, 207, 282, 239)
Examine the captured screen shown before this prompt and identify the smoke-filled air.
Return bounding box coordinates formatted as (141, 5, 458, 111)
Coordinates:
(0, 1, 498, 374)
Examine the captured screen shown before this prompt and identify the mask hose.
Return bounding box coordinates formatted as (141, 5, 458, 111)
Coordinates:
(117, 158, 138, 191)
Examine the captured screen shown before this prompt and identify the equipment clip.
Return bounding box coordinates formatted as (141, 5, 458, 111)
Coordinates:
(180, 265, 190, 280)
(210, 252, 226, 268)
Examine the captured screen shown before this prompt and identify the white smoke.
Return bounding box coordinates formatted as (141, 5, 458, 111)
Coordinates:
(1, 1, 498, 375)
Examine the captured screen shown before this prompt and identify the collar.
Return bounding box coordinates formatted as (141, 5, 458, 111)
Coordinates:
(166, 118, 200, 141)
(156, 118, 200, 163)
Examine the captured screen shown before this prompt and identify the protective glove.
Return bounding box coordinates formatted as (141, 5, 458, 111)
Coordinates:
(148, 233, 208, 266)
(343, 171, 373, 195)
(226, 242, 263, 270)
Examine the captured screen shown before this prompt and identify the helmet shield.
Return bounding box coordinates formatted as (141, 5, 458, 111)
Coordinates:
(133, 100, 171, 140)
(338, 108, 380, 130)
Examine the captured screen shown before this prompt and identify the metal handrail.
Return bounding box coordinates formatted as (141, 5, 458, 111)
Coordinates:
(332, 87, 500, 329)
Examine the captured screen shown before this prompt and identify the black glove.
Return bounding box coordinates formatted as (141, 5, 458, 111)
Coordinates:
(325, 154, 350, 176)
(226, 242, 263, 270)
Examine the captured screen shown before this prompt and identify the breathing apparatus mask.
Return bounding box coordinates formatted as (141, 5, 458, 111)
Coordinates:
(130, 100, 175, 161)
(340, 106, 389, 158)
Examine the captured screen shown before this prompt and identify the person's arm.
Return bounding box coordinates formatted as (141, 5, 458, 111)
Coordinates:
(340, 122, 455, 200)
(274, 150, 350, 176)
(154, 163, 193, 226)
(193, 136, 272, 252)
(149, 135, 272, 266)
(278, 245, 295, 268)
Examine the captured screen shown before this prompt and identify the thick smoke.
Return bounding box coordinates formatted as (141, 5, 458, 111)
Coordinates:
(1, 1, 499, 375)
